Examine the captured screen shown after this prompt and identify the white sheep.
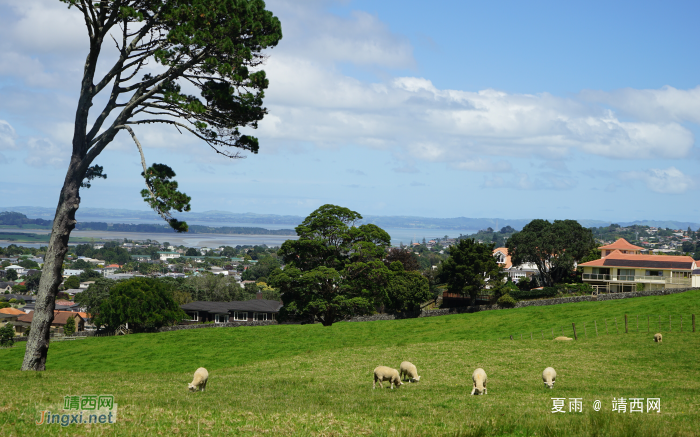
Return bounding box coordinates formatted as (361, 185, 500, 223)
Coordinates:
(471, 368, 488, 395)
(373, 366, 403, 389)
(654, 333, 663, 343)
(542, 367, 556, 389)
(554, 336, 573, 341)
(399, 361, 421, 382)
(188, 367, 209, 392)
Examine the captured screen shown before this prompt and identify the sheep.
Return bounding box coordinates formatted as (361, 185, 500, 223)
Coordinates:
(373, 366, 403, 389)
(188, 367, 209, 392)
(654, 333, 663, 343)
(399, 361, 421, 382)
(471, 368, 487, 395)
(554, 336, 573, 341)
(542, 367, 556, 389)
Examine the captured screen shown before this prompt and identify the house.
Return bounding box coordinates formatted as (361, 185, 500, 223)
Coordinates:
(63, 288, 84, 296)
(63, 269, 84, 278)
(79, 281, 95, 289)
(131, 255, 151, 262)
(0, 307, 26, 333)
(0, 282, 15, 293)
(2, 293, 36, 304)
(492, 247, 538, 283)
(580, 239, 696, 293)
(5, 265, 27, 276)
(14, 311, 85, 334)
(180, 299, 282, 324)
(157, 251, 180, 261)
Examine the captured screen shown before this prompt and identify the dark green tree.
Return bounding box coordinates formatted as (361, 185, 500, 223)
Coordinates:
(0, 324, 15, 347)
(439, 238, 503, 305)
(74, 278, 116, 321)
(24, 0, 282, 370)
(241, 255, 280, 281)
(63, 276, 81, 290)
(384, 247, 420, 271)
(5, 269, 18, 282)
(95, 277, 186, 332)
(271, 205, 391, 326)
(19, 259, 40, 269)
(185, 248, 199, 256)
(25, 272, 42, 293)
(63, 316, 76, 336)
(385, 262, 431, 312)
(506, 219, 595, 287)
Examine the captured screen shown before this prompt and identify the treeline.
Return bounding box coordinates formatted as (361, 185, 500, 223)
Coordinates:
(0, 212, 51, 227)
(73, 222, 296, 235)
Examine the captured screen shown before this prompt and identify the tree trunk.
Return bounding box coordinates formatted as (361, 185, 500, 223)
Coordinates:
(21, 159, 83, 371)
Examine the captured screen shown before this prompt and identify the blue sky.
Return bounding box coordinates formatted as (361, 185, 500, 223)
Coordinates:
(0, 0, 699, 223)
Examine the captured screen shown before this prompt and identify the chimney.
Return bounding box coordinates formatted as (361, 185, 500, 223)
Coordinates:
(256, 291, 263, 300)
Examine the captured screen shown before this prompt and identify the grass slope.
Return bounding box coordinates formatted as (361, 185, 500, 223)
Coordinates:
(0, 291, 698, 436)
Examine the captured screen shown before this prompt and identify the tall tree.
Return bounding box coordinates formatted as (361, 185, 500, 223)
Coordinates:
(439, 238, 503, 305)
(23, 1, 282, 370)
(506, 219, 595, 287)
(271, 205, 391, 326)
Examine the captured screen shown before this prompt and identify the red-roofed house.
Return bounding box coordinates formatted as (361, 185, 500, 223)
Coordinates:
(14, 311, 85, 335)
(580, 239, 697, 293)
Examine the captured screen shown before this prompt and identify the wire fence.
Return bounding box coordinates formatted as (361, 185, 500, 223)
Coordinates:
(506, 314, 697, 340)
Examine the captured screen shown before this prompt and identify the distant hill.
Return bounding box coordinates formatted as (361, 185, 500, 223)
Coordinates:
(1, 206, 698, 231)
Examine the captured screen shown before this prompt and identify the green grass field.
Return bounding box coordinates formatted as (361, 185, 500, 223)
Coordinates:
(1, 290, 698, 436)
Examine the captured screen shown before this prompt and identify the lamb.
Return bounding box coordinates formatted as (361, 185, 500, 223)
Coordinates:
(654, 333, 663, 343)
(373, 366, 403, 389)
(554, 336, 573, 341)
(471, 368, 488, 395)
(188, 367, 209, 392)
(399, 361, 421, 382)
(542, 367, 556, 389)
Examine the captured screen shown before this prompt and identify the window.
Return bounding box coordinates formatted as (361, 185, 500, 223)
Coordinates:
(186, 312, 198, 322)
(645, 270, 662, 276)
(671, 271, 690, 278)
(233, 311, 248, 321)
(253, 312, 268, 321)
(215, 314, 229, 323)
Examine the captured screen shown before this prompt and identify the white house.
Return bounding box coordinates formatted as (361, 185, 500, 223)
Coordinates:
(157, 251, 180, 261)
(5, 265, 27, 276)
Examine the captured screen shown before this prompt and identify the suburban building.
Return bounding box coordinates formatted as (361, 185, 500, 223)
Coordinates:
(157, 251, 180, 261)
(580, 238, 697, 293)
(15, 311, 85, 334)
(181, 299, 282, 324)
(492, 247, 538, 283)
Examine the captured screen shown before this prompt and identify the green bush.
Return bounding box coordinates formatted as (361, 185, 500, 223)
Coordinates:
(0, 324, 15, 347)
(64, 316, 76, 336)
(497, 294, 517, 308)
(510, 287, 558, 300)
(636, 283, 645, 292)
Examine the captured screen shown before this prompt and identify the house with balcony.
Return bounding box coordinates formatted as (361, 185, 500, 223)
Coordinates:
(492, 247, 539, 283)
(580, 239, 696, 293)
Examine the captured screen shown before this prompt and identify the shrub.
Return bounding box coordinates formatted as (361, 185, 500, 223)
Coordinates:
(636, 283, 645, 292)
(64, 316, 76, 336)
(0, 324, 15, 347)
(510, 287, 558, 300)
(497, 294, 517, 308)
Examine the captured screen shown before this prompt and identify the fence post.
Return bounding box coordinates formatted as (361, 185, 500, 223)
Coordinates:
(693, 314, 696, 333)
(670, 315, 672, 332)
(605, 319, 608, 335)
(615, 317, 618, 334)
(510, 335, 513, 340)
(541, 330, 544, 340)
(531, 332, 533, 340)
(647, 316, 649, 333)
(625, 314, 628, 333)
(584, 322, 587, 338)
(636, 315, 639, 333)
(680, 316, 683, 332)
(595, 320, 598, 337)
(573, 323, 577, 340)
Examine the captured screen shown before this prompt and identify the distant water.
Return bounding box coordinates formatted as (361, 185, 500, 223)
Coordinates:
(0, 224, 478, 248)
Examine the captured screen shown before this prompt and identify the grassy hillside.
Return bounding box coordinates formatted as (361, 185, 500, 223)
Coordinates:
(0, 290, 698, 436)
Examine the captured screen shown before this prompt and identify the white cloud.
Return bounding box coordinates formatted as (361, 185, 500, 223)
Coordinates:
(620, 167, 695, 194)
(24, 138, 67, 168)
(582, 86, 700, 125)
(0, 120, 17, 150)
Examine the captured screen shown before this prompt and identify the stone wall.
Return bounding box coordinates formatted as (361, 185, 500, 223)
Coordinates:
(342, 287, 700, 323)
(158, 321, 278, 332)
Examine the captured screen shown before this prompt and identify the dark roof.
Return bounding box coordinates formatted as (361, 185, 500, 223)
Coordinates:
(602, 259, 694, 269)
(181, 300, 282, 314)
(2, 293, 36, 302)
(693, 269, 700, 275)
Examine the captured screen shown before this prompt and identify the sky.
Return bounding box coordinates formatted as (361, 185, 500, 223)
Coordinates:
(0, 0, 699, 223)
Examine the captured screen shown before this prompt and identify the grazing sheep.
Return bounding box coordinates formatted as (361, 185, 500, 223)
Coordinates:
(399, 361, 421, 382)
(188, 367, 209, 392)
(373, 366, 403, 389)
(542, 367, 556, 389)
(654, 333, 663, 343)
(554, 336, 573, 341)
(471, 368, 488, 395)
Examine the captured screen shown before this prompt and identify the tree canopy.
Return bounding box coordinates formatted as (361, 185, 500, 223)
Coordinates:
(506, 219, 595, 287)
(95, 277, 186, 332)
(439, 238, 503, 304)
(271, 205, 393, 326)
